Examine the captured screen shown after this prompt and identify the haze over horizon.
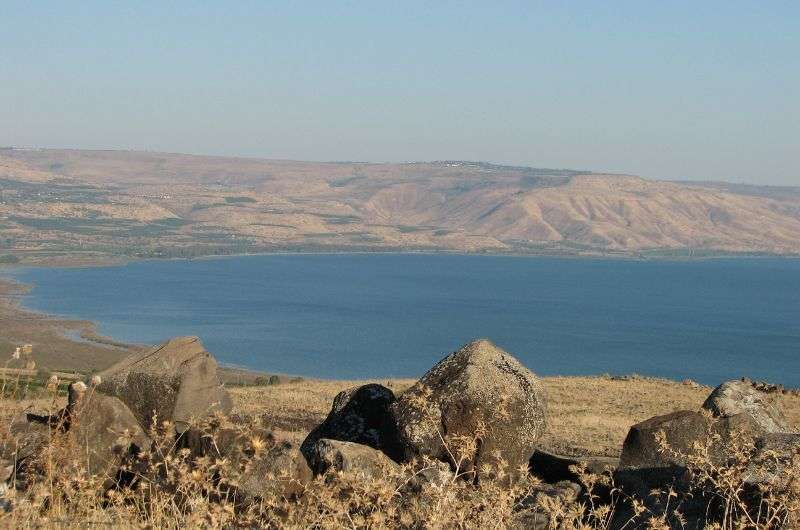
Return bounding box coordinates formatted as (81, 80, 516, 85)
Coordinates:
(3, 2, 798, 186)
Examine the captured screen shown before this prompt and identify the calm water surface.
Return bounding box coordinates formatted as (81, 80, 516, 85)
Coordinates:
(12, 254, 800, 386)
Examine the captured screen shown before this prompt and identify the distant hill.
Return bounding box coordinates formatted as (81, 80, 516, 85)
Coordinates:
(1, 148, 799, 260)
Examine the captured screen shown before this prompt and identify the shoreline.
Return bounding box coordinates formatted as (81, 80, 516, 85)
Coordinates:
(0, 276, 137, 373)
(0, 275, 289, 384)
(4, 255, 799, 389)
(3, 245, 799, 272)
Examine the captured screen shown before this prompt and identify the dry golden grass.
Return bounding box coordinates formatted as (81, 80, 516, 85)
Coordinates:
(231, 375, 800, 458)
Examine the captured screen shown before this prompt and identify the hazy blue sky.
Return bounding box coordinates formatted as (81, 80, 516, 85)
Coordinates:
(2, 2, 798, 185)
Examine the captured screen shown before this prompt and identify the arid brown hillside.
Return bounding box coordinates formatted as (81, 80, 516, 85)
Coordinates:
(1, 148, 799, 261)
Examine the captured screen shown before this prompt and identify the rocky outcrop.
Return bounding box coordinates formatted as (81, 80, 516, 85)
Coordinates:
(702, 379, 792, 434)
(391, 339, 547, 481)
(300, 384, 404, 465)
(311, 439, 400, 478)
(96, 337, 232, 432)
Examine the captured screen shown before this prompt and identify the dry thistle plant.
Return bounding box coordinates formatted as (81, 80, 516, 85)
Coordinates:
(652, 424, 800, 529)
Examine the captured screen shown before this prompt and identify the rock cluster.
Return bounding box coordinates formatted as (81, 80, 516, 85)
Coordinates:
(614, 379, 798, 527)
(3, 335, 796, 528)
(3, 336, 231, 490)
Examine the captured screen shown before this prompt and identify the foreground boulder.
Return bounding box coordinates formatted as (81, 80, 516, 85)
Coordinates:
(177, 423, 311, 501)
(702, 379, 791, 434)
(3, 383, 150, 489)
(96, 336, 232, 432)
(391, 339, 547, 481)
(617, 410, 760, 493)
(65, 382, 151, 481)
(300, 384, 404, 465)
(311, 439, 400, 478)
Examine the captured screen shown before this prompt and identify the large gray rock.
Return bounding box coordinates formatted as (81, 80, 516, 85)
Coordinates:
(4, 413, 52, 463)
(65, 382, 151, 480)
(702, 379, 791, 434)
(391, 339, 547, 482)
(96, 336, 232, 432)
(300, 384, 404, 465)
(617, 410, 760, 493)
(3, 384, 150, 489)
(311, 438, 400, 478)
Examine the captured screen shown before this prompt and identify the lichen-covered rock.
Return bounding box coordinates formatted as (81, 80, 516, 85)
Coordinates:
(311, 438, 400, 478)
(702, 379, 791, 434)
(391, 339, 547, 481)
(300, 384, 404, 465)
(96, 336, 232, 432)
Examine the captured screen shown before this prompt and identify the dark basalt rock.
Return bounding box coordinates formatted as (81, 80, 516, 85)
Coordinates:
(300, 384, 405, 465)
(617, 410, 761, 494)
(529, 450, 618, 502)
(529, 450, 619, 483)
(745, 432, 800, 490)
(178, 423, 311, 502)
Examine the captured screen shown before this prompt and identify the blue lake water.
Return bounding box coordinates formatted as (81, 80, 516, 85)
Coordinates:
(11, 254, 800, 386)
